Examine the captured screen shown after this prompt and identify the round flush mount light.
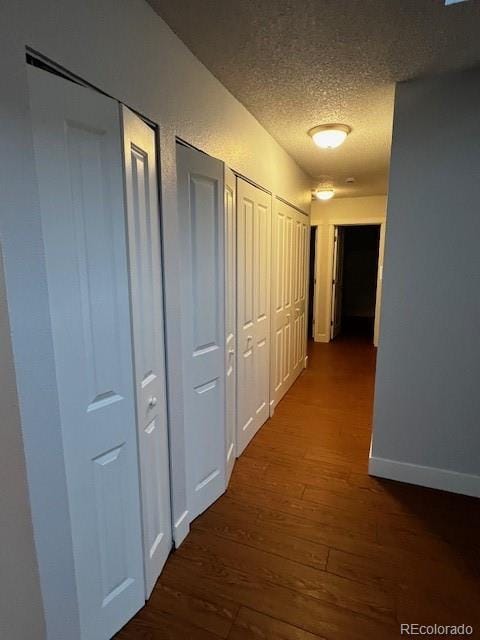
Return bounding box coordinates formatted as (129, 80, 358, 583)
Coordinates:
(308, 124, 351, 149)
(314, 188, 335, 201)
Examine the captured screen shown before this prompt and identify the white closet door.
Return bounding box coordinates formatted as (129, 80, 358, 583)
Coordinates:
(271, 201, 309, 410)
(225, 167, 237, 482)
(28, 68, 144, 639)
(292, 211, 309, 378)
(122, 106, 172, 598)
(271, 199, 295, 410)
(236, 178, 271, 455)
(176, 143, 226, 520)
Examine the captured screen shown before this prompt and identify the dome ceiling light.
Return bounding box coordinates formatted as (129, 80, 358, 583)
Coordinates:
(308, 124, 351, 149)
(314, 188, 335, 201)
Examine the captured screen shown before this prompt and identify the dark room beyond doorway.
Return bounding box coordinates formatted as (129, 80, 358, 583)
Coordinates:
(332, 225, 380, 341)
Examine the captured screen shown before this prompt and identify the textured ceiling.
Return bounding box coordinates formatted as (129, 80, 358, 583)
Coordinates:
(147, 0, 480, 197)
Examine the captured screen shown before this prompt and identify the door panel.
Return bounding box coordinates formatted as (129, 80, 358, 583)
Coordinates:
(292, 216, 309, 377)
(237, 179, 271, 454)
(225, 167, 237, 483)
(271, 199, 309, 410)
(28, 67, 144, 640)
(122, 106, 172, 598)
(176, 144, 226, 520)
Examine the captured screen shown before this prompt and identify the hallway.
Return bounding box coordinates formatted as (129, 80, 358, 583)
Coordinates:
(116, 338, 479, 640)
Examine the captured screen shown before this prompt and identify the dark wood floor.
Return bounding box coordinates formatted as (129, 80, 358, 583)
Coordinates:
(116, 337, 479, 640)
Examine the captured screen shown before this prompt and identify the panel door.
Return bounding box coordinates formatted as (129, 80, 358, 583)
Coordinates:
(271, 201, 309, 410)
(236, 178, 271, 455)
(28, 67, 144, 639)
(270, 199, 295, 410)
(176, 143, 226, 520)
(331, 226, 345, 339)
(122, 106, 172, 598)
(292, 211, 309, 379)
(225, 167, 237, 483)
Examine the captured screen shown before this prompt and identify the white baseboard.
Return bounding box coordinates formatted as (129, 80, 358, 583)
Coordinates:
(369, 455, 480, 498)
(314, 332, 330, 344)
(173, 510, 190, 547)
(304, 355, 308, 368)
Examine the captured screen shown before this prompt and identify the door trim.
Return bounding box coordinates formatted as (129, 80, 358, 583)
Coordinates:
(232, 171, 272, 196)
(275, 195, 309, 218)
(324, 218, 385, 345)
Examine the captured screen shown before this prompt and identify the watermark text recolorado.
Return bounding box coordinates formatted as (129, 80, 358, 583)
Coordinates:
(400, 624, 473, 636)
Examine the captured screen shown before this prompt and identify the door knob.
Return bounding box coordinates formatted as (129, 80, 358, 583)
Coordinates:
(148, 396, 158, 408)
(229, 349, 235, 357)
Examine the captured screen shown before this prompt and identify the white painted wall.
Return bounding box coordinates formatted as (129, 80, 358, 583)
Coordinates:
(311, 196, 387, 342)
(370, 68, 480, 496)
(0, 1, 311, 637)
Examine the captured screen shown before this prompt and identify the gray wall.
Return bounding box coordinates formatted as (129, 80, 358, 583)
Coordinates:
(371, 68, 480, 485)
(0, 249, 45, 639)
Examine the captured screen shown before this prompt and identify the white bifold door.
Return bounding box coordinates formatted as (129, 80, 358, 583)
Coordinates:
(28, 68, 145, 639)
(122, 106, 172, 597)
(176, 143, 226, 520)
(224, 167, 237, 482)
(292, 208, 309, 380)
(236, 178, 272, 454)
(271, 199, 309, 410)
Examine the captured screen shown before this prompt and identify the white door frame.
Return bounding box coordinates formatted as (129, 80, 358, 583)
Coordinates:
(322, 218, 386, 347)
(309, 224, 318, 340)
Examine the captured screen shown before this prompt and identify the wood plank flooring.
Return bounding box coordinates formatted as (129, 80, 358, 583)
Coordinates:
(116, 337, 480, 639)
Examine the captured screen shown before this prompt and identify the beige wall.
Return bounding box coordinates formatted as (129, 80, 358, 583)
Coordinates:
(311, 196, 387, 342)
(311, 195, 387, 225)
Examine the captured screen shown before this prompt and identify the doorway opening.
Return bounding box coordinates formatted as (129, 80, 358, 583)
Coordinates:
(331, 224, 381, 342)
(307, 225, 317, 340)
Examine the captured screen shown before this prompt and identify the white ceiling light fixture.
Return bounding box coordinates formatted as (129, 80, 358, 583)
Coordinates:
(314, 188, 335, 201)
(308, 124, 351, 149)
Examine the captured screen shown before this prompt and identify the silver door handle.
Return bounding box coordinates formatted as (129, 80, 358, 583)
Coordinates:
(228, 349, 235, 357)
(148, 396, 157, 408)
(246, 335, 253, 346)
